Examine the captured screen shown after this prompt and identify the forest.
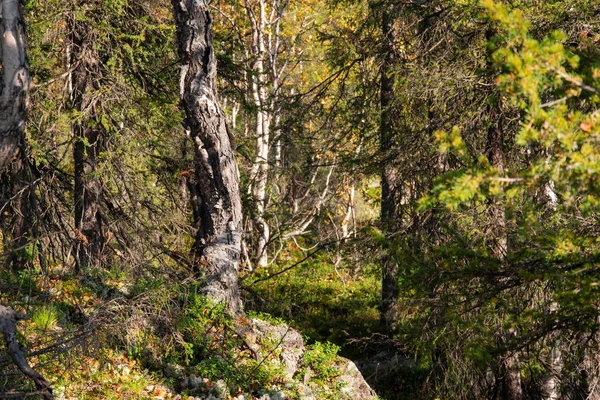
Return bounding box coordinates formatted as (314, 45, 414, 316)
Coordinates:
(0, 0, 600, 399)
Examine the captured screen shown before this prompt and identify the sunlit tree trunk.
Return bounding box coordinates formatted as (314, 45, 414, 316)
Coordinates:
(246, 0, 271, 268)
(538, 178, 560, 399)
(380, 4, 399, 331)
(172, 0, 243, 313)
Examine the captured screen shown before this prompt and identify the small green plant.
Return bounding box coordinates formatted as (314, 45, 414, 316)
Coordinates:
(301, 341, 341, 385)
(32, 304, 60, 331)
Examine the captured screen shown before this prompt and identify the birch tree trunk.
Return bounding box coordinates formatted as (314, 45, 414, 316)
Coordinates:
(0, 0, 33, 271)
(538, 174, 561, 399)
(68, 4, 105, 271)
(172, 0, 243, 314)
(246, 0, 271, 268)
(0, 0, 29, 173)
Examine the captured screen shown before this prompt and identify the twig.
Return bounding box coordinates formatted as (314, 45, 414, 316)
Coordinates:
(547, 64, 599, 94)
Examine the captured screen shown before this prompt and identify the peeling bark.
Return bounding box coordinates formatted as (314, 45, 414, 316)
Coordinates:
(172, 0, 243, 314)
(0, 0, 33, 272)
(0, 0, 29, 174)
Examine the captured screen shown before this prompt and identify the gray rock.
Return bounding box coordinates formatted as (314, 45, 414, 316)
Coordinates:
(213, 379, 228, 399)
(233, 317, 377, 399)
(302, 367, 313, 385)
(270, 392, 285, 400)
(163, 362, 185, 378)
(181, 374, 202, 391)
(249, 318, 305, 379)
(298, 384, 316, 400)
(335, 358, 377, 399)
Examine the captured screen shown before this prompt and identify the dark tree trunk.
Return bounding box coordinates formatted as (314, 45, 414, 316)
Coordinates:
(0, 0, 33, 271)
(487, 101, 523, 400)
(481, 26, 522, 399)
(486, 114, 507, 260)
(171, 0, 243, 314)
(68, 6, 105, 271)
(380, 5, 399, 332)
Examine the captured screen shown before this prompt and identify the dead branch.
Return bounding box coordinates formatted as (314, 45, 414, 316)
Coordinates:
(0, 306, 53, 399)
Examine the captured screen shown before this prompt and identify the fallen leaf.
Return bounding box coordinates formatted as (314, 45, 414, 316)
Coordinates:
(581, 121, 593, 132)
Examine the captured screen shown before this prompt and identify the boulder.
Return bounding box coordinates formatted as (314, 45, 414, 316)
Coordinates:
(248, 318, 305, 379)
(336, 358, 378, 399)
(247, 318, 376, 399)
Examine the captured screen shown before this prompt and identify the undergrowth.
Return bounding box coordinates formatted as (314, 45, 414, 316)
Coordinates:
(1, 263, 365, 399)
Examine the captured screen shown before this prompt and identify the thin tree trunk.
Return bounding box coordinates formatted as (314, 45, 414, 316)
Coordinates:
(172, 0, 243, 314)
(341, 183, 355, 240)
(539, 180, 560, 399)
(380, 5, 399, 331)
(68, 4, 106, 272)
(487, 104, 523, 400)
(246, 0, 271, 268)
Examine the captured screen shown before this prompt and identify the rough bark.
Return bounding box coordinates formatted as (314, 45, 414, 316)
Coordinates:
(0, 306, 53, 399)
(380, 5, 399, 332)
(0, 0, 33, 271)
(0, 0, 29, 173)
(172, 0, 243, 314)
(68, 6, 105, 271)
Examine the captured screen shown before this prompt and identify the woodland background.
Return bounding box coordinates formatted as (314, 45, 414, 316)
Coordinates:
(1, 0, 600, 399)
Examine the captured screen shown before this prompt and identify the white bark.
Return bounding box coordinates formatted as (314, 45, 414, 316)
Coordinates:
(172, 0, 243, 313)
(341, 184, 355, 240)
(540, 181, 561, 399)
(0, 0, 30, 173)
(245, 0, 285, 268)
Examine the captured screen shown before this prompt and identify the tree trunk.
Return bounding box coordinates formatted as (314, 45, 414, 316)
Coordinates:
(246, 0, 271, 268)
(539, 179, 560, 399)
(68, 8, 105, 271)
(0, 0, 29, 173)
(380, 5, 399, 332)
(172, 0, 243, 314)
(582, 341, 600, 400)
(487, 104, 523, 400)
(0, 0, 33, 272)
